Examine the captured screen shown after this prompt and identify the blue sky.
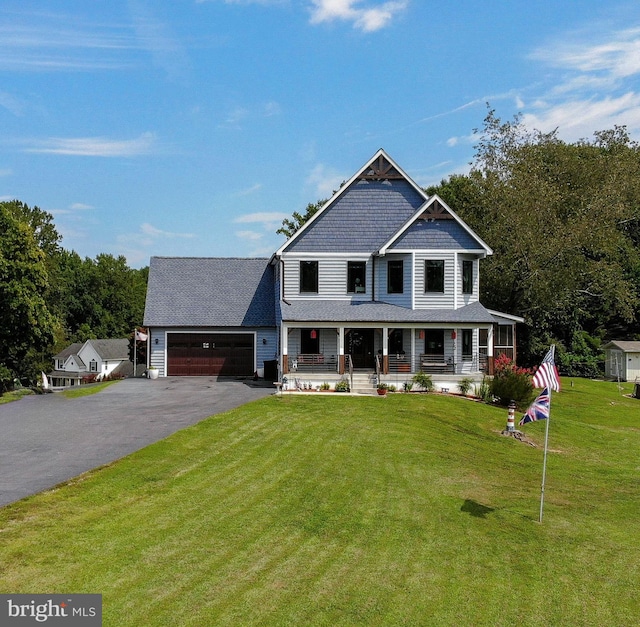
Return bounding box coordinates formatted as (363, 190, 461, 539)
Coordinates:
(2, 1, 640, 267)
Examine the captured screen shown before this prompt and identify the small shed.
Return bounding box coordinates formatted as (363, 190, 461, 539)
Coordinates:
(602, 341, 640, 382)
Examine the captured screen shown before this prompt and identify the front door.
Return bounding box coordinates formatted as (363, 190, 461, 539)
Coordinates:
(347, 329, 375, 369)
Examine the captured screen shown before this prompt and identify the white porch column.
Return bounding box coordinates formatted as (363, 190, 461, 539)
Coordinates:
(383, 326, 389, 374)
(338, 326, 345, 374)
(411, 328, 416, 373)
(487, 324, 494, 375)
(281, 323, 288, 374)
(487, 325, 494, 358)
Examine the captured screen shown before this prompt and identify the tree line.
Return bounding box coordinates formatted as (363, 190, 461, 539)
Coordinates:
(427, 110, 640, 375)
(0, 200, 147, 390)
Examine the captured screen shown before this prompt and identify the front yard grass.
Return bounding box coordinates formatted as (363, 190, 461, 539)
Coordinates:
(0, 379, 638, 625)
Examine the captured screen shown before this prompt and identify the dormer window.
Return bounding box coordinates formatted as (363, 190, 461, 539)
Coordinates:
(348, 262, 366, 293)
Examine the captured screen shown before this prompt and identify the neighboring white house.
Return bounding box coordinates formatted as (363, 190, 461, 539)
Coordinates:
(49, 339, 130, 387)
(602, 341, 640, 382)
(144, 149, 524, 391)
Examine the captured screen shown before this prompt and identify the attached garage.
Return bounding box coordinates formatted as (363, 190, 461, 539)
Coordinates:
(167, 333, 254, 376)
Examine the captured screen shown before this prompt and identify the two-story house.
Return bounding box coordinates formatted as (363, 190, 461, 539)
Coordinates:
(49, 338, 130, 387)
(143, 149, 522, 389)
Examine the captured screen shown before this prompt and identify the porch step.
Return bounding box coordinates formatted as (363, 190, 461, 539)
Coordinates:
(350, 372, 377, 395)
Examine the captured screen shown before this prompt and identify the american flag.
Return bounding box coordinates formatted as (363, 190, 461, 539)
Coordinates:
(520, 387, 550, 425)
(532, 346, 561, 392)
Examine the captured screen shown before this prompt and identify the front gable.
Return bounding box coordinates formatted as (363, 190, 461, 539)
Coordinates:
(78, 341, 102, 373)
(278, 150, 428, 255)
(380, 196, 492, 255)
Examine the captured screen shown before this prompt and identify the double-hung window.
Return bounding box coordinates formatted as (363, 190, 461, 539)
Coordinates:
(425, 260, 444, 293)
(300, 260, 318, 293)
(348, 262, 366, 293)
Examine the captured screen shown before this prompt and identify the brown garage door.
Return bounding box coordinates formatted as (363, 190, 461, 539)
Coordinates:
(167, 333, 254, 376)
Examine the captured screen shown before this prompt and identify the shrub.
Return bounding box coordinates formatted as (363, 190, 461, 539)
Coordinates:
(412, 372, 434, 392)
(335, 380, 350, 392)
(403, 381, 414, 392)
(0, 364, 14, 395)
(387, 384, 397, 393)
(489, 354, 534, 408)
(474, 377, 492, 403)
(458, 377, 475, 396)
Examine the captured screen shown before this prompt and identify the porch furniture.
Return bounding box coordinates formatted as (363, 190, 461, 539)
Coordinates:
(419, 354, 454, 374)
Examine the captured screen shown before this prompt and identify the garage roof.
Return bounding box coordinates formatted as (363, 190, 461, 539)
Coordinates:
(143, 257, 276, 327)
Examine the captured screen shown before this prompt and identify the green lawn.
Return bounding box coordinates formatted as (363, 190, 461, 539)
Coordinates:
(1, 380, 638, 626)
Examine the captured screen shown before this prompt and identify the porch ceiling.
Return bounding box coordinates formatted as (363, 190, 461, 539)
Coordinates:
(280, 300, 496, 324)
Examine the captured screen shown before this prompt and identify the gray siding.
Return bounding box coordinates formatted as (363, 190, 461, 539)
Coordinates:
(283, 258, 372, 301)
(376, 254, 412, 308)
(414, 252, 455, 309)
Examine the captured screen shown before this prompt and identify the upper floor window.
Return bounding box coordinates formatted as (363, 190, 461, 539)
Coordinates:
(89, 360, 98, 372)
(387, 260, 403, 294)
(425, 260, 444, 293)
(348, 262, 366, 293)
(462, 260, 473, 294)
(300, 260, 318, 293)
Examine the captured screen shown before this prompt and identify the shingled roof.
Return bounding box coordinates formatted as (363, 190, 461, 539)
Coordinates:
(282, 178, 425, 254)
(279, 300, 497, 324)
(143, 257, 276, 327)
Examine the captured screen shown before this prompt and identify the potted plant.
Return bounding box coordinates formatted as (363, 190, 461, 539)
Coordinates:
(377, 382, 388, 396)
(147, 366, 158, 380)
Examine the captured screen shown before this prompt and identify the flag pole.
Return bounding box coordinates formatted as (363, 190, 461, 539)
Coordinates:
(539, 388, 551, 523)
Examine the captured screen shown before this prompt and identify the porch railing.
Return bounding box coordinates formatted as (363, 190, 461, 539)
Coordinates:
(291, 353, 339, 372)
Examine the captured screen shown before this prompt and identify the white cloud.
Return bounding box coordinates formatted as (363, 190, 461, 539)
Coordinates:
(309, 0, 407, 32)
(220, 101, 282, 129)
(23, 132, 157, 157)
(139, 222, 195, 238)
(128, 0, 190, 80)
(531, 27, 640, 80)
(305, 163, 344, 198)
(236, 229, 264, 241)
(234, 211, 289, 223)
(0, 14, 139, 72)
(521, 26, 640, 140)
(522, 92, 640, 142)
(234, 183, 263, 197)
(69, 202, 95, 210)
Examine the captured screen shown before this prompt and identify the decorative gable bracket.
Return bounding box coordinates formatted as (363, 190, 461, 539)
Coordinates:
(360, 154, 404, 180)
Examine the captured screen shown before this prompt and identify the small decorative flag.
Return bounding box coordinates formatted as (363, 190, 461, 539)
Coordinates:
(520, 387, 550, 425)
(135, 330, 148, 341)
(532, 346, 561, 392)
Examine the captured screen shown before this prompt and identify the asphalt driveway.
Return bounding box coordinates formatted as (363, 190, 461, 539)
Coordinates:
(0, 377, 274, 508)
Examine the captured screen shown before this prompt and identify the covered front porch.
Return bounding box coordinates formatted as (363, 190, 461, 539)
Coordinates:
(281, 324, 498, 378)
